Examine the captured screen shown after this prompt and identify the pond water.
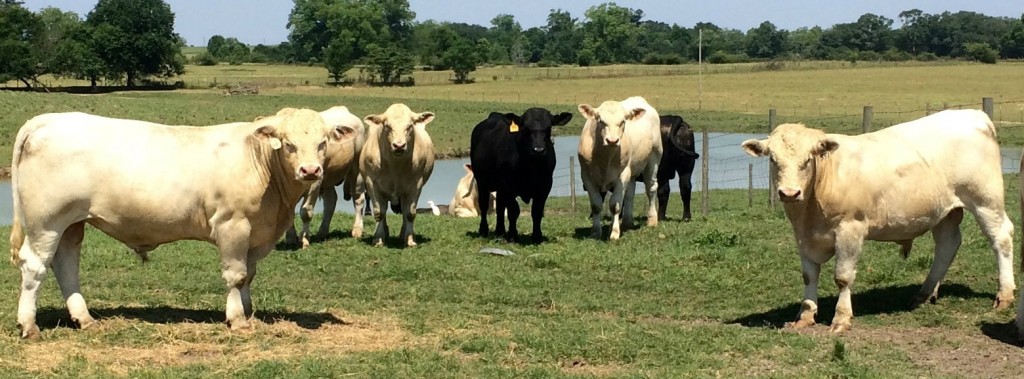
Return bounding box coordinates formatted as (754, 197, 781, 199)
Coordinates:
(0, 134, 1020, 226)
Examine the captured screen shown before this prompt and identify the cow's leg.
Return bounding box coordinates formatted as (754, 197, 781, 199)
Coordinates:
(679, 168, 694, 222)
(912, 208, 963, 308)
(643, 168, 659, 227)
(17, 228, 62, 339)
(298, 184, 320, 249)
(51, 221, 95, 330)
(477, 184, 492, 237)
(609, 181, 626, 240)
(587, 187, 604, 239)
(368, 186, 389, 247)
(241, 244, 275, 319)
(284, 193, 305, 247)
(830, 227, 865, 333)
(531, 195, 547, 243)
(317, 185, 338, 239)
(400, 192, 419, 247)
(350, 177, 365, 238)
(967, 203, 1016, 309)
(656, 176, 670, 221)
(217, 220, 253, 330)
(495, 192, 509, 237)
(622, 179, 638, 230)
(504, 194, 521, 243)
(787, 254, 822, 329)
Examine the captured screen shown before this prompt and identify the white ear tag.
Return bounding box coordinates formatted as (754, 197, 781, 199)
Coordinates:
(269, 138, 282, 150)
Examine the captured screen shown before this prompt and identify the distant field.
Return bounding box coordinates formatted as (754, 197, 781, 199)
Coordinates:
(2, 61, 1024, 168)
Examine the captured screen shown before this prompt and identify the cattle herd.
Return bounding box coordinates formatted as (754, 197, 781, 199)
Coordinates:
(6, 97, 1024, 343)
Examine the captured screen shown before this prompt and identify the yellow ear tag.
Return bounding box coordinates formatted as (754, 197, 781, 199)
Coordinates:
(509, 122, 519, 132)
(269, 138, 282, 150)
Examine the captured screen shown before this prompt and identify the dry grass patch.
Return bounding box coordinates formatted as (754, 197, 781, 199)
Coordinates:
(15, 310, 420, 376)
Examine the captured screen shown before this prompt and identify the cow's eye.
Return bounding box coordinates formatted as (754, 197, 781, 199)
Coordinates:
(799, 158, 812, 169)
(318, 140, 327, 151)
(285, 142, 297, 153)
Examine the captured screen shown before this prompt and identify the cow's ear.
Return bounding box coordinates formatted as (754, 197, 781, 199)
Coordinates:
(625, 108, 646, 121)
(741, 139, 767, 157)
(813, 138, 839, 157)
(363, 114, 384, 128)
(331, 125, 357, 142)
(255, 125, 282, 150)
(578, 104, 597, 120)
(416, 112, 435, 126)
(464, 163, 473, 173)
(552, 112, 573, 126)
(276, 107, 299, 116)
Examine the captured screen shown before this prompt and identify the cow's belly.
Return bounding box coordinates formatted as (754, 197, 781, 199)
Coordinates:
(85, 197, 213, 249)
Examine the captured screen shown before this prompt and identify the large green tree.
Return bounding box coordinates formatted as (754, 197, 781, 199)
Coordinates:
(87, 0, 184, 86)
(1002, 14, 1024, 58)
(0, 2, 42, 86)
(746, 21, 788, 58)
(541, 9, 579, 64)
(441, 39, 478, 83)
(581, 3, 643, 64)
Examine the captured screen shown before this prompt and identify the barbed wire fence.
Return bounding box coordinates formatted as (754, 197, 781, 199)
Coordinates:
(542, 97, 1024, 216)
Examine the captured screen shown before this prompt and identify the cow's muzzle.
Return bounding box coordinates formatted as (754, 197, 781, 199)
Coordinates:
(392, 142, 407, 155)
(778, 188, 803, 203)
(298, 164, 323, 181)
(604, 137, 620, 146)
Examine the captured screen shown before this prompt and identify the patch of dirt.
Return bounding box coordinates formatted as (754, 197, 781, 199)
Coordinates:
(791, 324, 1021, 378)
(19, 310, 419, 376)
(558, 357, 628, 378)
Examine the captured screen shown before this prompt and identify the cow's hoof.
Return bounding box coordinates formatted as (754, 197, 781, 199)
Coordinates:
(373, 238, 384, 247)
(351, 228, 363, 238)
(646, 219, 658, 227)
(20, 324, 41, 340)
(909, 293, 936, 309)
(683, 215, 692, 222)
(532, 235, 544, 244)
(609, 232, 620, 240)
(829, 322, 852, 333)
(301, 238, 310, 249)
(993, 293, 1014, 310)
(75, 315, 97, 330)
(227, 318, 252, 331)
(784, 318, 816, 329)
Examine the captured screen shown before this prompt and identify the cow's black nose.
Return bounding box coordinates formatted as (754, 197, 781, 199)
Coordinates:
(533, 147, 545, 153)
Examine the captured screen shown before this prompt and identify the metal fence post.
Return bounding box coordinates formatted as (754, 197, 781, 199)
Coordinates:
(768, 108, 777, 209)
(569, 155, 577, 215)
(701, 126, 709, 217)
(747, 163, 753, 208)
(983, 97, 994, 119)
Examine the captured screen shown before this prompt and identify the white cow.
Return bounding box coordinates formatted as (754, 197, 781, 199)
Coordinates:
(359, 103, 436, 247)
(285, 106, 367, 248)
(9, 109, 350, 339)
(577, 96, 663, 240)
(742, 109, 1015, 333)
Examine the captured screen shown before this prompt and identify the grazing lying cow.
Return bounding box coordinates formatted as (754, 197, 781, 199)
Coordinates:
(360, 103, 436, 247)
(449, 164, 481, 218)
(577, 96, 662, 240)
(654, 115, 699, 221)
(470, 108, 573, 242)
(285, 106, 367, 248)
(9, 109, 349, 339)
(741, 109, 1015, 333)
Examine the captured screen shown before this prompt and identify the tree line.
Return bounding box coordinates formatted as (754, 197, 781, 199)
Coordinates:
(3, 0, 1024, 89)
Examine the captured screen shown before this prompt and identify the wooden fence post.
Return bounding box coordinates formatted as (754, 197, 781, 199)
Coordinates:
(768, 108, 777, 209)
(862, 106, 873, 134)
(569, 156, 577, 215)
(701, 126, 709, 217)
(983, 97, 994, 119)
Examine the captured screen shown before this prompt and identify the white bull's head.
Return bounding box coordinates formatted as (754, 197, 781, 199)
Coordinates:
(578, 101, 645, 147)
(254, 108, 355, 181)
(364, 103, 435, 157)
(741, 123, 838, 203)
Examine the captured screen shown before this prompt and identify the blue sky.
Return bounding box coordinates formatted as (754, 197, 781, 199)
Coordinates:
(25, 1, 1024, 46)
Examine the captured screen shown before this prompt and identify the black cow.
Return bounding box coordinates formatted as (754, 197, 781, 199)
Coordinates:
(470, 108, 573, 243)
(652, 115, 699, 221)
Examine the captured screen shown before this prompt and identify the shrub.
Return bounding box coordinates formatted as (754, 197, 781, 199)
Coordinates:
(193, 52, 218, 66)
(916, 52, 938, 62)
(858, 50, 881, 62)
(964, 42, 998, 64)
(882, 49, 913, 62)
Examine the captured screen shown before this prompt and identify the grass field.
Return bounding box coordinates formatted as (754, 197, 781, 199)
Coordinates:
(0, 181, 1021, 378)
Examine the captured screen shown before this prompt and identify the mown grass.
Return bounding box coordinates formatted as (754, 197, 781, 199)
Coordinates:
(0, 178, 1021, 378)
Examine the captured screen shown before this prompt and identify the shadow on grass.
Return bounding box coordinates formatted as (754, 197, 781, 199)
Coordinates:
(728, 283, 993, 328)
(464, 230, 553, 246)
(358, 234, 434, 249)
(36, 305, 348, 331)
(980, 321, 1022, 347)
(274, 229, 365, 251)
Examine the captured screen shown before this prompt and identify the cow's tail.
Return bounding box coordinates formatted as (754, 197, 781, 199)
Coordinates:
(9, 117, 43, 266)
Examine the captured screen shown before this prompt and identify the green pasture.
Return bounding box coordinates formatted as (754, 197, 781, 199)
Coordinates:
(0, 180, 1021, 378)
